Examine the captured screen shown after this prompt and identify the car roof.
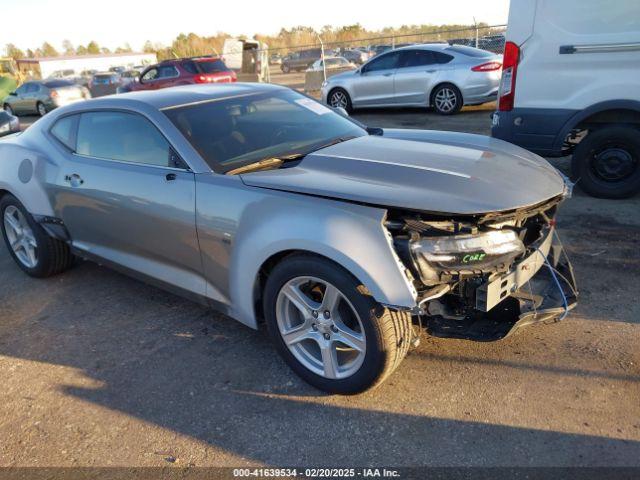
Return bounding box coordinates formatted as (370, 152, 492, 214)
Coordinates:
(393, 43, 451, 51)
(67, 83, 287, 111)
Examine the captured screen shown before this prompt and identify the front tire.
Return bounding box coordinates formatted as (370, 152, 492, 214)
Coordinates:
(571, 126, 640, 199)
(281, 64, 290, 73)
(1, 194, 74, 278)
(432, 83, 462, 115)
(3, 104, 14, 116)
(327, 88, 353, 113)
(263, 254, 412, 394)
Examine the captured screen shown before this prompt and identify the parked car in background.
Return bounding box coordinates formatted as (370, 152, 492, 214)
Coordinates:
(89, 72, 122, 97)
(341, 49, 369, 65)
(119, 70, 140, 85)
(323, 44, 502, 115)
(369, 45, 393, 57)
(121, 57, 236, 93)
(307, 57, 357, 72)
(109, 66, 126, 74)
(49, 69, 77, 80)
(478, 34, 506, 54)
(269, 54, 282, 65)
(0, 83, 576, 394)
(3, 80, 90, 117)
(78, 69, 98, 88)
(492, 0, 640, 198)
(281, 49, 322, 73)
(0, 110, 20, 137)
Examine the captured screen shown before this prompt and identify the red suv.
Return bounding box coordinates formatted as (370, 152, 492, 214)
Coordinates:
(122, 56, 236, 92)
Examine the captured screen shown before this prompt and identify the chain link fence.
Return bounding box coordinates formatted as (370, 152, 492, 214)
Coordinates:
(263, 25, 506, 92)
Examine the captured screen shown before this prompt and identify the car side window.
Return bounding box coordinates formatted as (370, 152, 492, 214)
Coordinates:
(76, 111, 172, 167)
(363, 52, 400, 73)
(141, 68, 158, 82)
(50, 115, 80, 150)
(433, 52, 454, 64)
(182, 61, 198, 74)
(157, 66, 178, 79)
(399, 50, 436, 68)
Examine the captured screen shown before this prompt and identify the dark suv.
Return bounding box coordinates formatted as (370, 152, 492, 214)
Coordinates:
(281, 49, 322, 73)
(122, 56, 236, 92)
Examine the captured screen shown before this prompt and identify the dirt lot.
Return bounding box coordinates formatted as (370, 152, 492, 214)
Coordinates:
(1, 94, 639, 468)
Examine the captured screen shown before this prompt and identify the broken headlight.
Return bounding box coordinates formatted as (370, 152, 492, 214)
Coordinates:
(410, 229, 525, 284)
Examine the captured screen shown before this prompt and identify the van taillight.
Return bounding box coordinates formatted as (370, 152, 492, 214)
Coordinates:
(471, 61, 502, 72)
(498, 41, 520, 111)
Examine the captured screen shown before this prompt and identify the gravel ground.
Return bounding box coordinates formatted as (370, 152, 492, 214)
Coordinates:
(2, 92, 639, 468)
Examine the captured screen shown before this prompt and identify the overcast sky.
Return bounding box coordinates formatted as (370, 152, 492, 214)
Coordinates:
(3, 0, 509, 52)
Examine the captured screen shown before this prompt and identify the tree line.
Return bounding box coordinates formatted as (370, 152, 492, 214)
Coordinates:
(4, 22, 498, 60)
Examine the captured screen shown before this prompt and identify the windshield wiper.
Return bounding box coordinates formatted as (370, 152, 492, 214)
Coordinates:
(226, 153, 305, 175)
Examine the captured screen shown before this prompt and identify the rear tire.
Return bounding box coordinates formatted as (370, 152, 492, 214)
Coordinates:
(3, 104, 14, 116)
(1, 194, 74, 278)
(431, 83, 463, 115)
(263, 254, 412, 394)
(571, 126, 640, 199)
(281, 64, 290, 73)
(36, 102, 47, 117)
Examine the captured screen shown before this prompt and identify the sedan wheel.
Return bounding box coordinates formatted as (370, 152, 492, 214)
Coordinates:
(433, 85, 462, 115)
(3, 205, 38, 269)
(328, 89, 352, 113)
(276, 276, 366, 380)
(37, 102, 47, 117)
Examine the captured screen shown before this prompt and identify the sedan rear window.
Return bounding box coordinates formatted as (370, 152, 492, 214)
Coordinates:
(163, 90, 365, 173)
(43, 80, 74, 88)
(446, 45, 494, 57)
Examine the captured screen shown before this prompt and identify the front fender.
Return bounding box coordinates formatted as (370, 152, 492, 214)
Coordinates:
(228, 192, 417, 329)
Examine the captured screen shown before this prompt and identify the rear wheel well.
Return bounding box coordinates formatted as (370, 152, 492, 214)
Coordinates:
(429, 82, 462, 106)
(564, 108, 640, 153)
(0, 189, 10, 202)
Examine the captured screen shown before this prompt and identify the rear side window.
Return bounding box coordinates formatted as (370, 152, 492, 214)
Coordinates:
(76, 111, 171, 167)
(50, 115, 79, 150)
(182, 61, 198, 74)
(157, 65, 179, 79)
(400, 50, 436, 67)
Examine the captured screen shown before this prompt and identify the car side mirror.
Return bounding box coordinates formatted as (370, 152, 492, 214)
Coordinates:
(9, 91, 17, 96)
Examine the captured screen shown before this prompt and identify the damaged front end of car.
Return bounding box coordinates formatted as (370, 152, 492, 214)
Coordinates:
(388, 194, 578, 341)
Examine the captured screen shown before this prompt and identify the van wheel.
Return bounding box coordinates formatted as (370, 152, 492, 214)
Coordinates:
(36, 102, 47, 117)
(0, 194, 74, 277)
(572, 126, 640, 199)
(432, 84, 462, 115)
(263, 254, 413, 394)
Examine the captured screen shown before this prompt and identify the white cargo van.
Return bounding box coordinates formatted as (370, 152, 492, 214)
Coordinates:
(491, 0, 640, 198)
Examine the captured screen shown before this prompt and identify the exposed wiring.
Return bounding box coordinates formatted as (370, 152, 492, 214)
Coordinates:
(536, 247, 569, 321)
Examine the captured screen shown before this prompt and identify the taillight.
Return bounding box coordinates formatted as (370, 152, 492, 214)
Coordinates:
(194, 74, 209, 83)
(471, 61, 502, 72)
(498, 41, 520, 111)
(50, 90, 59, 99)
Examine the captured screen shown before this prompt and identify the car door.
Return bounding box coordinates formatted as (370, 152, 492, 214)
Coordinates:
(393, 49, 440, 105)
(138, 67, 161, 90)
(11, 83, 31, 114)
(154, 65, 180, 88)
(351, 51, 400, 107)
(49, 110, 205, 298)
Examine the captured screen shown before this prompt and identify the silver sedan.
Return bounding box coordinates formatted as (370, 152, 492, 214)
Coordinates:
(0, 84, 576, 394)
(322, 44, 502, 115)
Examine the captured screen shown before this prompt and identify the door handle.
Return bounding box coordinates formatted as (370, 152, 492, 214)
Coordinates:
(383, 73, 393, 77)
(165, 173, 177, 181)
(426, 69, 437, 73)
(64, 173, 84, 187)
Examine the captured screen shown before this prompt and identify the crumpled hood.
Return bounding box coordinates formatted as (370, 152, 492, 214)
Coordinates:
(240, 129, 568, 215)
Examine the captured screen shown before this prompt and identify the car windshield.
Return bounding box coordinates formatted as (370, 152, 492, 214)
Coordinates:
(164, 89, 366, 173)
(196, 59, 229, 73)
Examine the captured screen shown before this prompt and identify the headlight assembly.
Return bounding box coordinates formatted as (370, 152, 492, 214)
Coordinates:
(411, 229, 525, 283)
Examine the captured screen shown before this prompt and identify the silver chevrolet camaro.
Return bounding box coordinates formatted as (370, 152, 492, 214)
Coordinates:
(0, 83, 577, 394)
(322, 44, 502, 115)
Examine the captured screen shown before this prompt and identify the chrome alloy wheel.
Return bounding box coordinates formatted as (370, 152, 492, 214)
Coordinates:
(275, 276, 366, 379)
(434, 87, 457, 113)
(329, 90, 348, 109)
(3, 205, 38, 268)
(37, 103, 47, 117)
